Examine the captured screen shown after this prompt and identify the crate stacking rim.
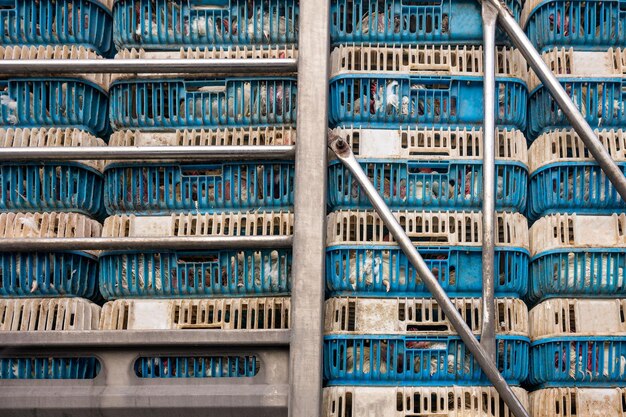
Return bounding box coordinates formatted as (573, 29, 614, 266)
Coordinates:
(529, 213, 626, 303)
(134, 354, 260, 379)
(0, 357, 101, 380)
(0, 297, 100, 331)
(323, 297, 529, 385)
(112, 0, 298, 51)
(104, 127, 295, 215)
(323, 386, 530, 417)
(328, 126, 528, 212)
(99, 212, 293, 299)
(326, 210, 529, 298)
(528, 129, 626, 220)
(0, 212, 101, 300)
(521, 0, 626, 53)
(528, 48, 626, 139)
(329, 0, 522, 45)
(0, 128, 106, 218)
(529, 298, 626, 387)
(328, 45, 528, 129)
(109, 76, 297, 130)
(0, 0, 114, 57)
(530, 387, 626, 417)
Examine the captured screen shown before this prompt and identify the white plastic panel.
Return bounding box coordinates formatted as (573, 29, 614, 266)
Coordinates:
(0, 298, 100, 331)
(0, 212, 102, 239)
(530, 388, 626, 417)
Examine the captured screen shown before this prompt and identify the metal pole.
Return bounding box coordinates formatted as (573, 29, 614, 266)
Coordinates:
(0, 59, 297, 74)
(328, 133, 530, 417)
(482, 0, 626, 202)
(480, 0, 498, 362)
(0, 146, 295, 161)
(289, 0, 330, 416)
(0, 236, 292, 251)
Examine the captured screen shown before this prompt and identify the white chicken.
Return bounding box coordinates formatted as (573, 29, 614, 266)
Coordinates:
(347, 250, 393, 292)
(229, 251, 286, 291)
(246, 9, 292, 41)
(345, 346, 388, 374)
(119, 258, 163, 293)
(359, 8, 401, 35)
(559, 252, 623, 289)
(1, 94, 18, 125)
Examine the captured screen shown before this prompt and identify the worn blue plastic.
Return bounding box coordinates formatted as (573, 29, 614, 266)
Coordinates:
(109, 77, 297, 130)
(528, 162, 626, 220)
(0, 357, 100, 379)
(0, 163, 104, 218)
(103, 161, 294, 214)
(529, 336, 626, 387)
(326, 246, 528, 298)
(113, 0, 298, 50)
(135, 356, 259, 378)
(0, 0, 114, 56)
(528, 248, 626, 304)
(100, 249, 291, 299)
(0, 78, 110, 137)
(524, 0, 626, 52)
(328, 159, 528, 212)
(330, 0, 521, 45)
(323, 335, 529, 385)
(528, 79, 626, 140)
(0, 252, 100, 300)
(329, 75, 527, 129)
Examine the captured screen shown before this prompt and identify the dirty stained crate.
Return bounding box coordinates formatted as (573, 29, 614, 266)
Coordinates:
(530, 387, 626, 417)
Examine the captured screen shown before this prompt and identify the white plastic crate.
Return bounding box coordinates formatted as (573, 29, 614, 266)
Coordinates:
(323, 386, 530, 417)
(324, 297, 528, 336)
(0, 298, 100, 331)
(0, 212, 102, 241)
(530, 387, 626, 417)
(99, 297, 290, 330)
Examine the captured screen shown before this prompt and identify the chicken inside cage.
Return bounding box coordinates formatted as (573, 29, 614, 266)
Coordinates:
(549, 84, 625, 125)
(347, 3, 448, 35)
(552, 252, 625, 288)
(226, 250, 289, 290)
(547, 5, 616, 39)
(136, 356, 259, 378)
(551, 169, 607, 202)
(552, 341, 626, 380)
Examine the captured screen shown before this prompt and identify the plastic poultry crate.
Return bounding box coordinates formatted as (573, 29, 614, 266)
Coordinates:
(0, 77, 110, 137)
(323, 297, 529, 385)
(99, 297, 290, 329)
(0, 357, 101, 380)
(112, 0, 298, 51)
(328, 126, 528, 212)
(0, 128, 106, 218)
(104, 127, 295, 214)
(529, 298, 626, 387)
(530, 387, 626, 417)
(328, 45, 528, 129)
(521, 0, 626, 52)
(323, 386, 530, 417)
(0, 212, 101, 300)
(0, 298, 100, 331)
(134, 355, 260, 378)
(528, 129, 626, 220)
(99, 212, 293, 299)
(0, 0, 114, 57)
(528, 48, 626, 139)
(529, 213, 626, 303)
(109, 77, 296, 130)
(326, 210, 529, 297)
(329, 0, 522, 45)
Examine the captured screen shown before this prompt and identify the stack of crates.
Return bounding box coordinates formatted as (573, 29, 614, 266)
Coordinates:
(96, 0, 298, 379)
(523, 0, 626, 412)
(0, 0, 114, 380)
(324, 1, 532, 415)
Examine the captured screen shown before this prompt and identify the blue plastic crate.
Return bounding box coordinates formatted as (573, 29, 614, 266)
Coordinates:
(109, 77, 296, 130)
(100, 249, 291, 299)
(135, 356, 259, 378)
(103, 161, 294, 214)
(323, 335, 529, 385)
(0, 357, 100, 379)
(0, 0, 114, 56)
(523, 0, 626, 52)
(0, 78, 110, 137)
(528, 79, 626, 140)
(113, 0, 298, 50)
(329, 75, 527, 129)
(328, 159, 528, 212)
(0, 163, 104, 218)
(529, 337, 626, 387)
(330, 0, 521, 45)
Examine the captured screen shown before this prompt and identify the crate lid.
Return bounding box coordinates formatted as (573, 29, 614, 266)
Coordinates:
(0, 298, 100, 331)
(530, 388, 626, 417)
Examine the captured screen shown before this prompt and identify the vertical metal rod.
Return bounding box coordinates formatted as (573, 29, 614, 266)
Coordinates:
(483, 0, 626, 201)
(328, 134, 530, 417)
(289, 0, 330, 416)
(480, 0, 498, 362)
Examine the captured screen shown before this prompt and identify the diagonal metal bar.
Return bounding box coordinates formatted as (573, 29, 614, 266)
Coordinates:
(482, 0, 626, 201)
(480, 0, 498, 363)
(328, 132, 530, 417)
